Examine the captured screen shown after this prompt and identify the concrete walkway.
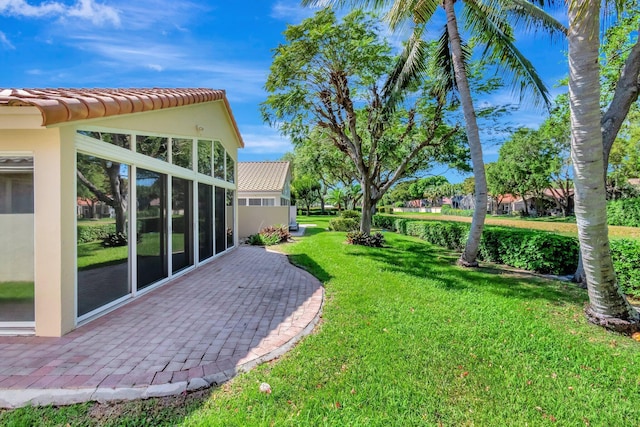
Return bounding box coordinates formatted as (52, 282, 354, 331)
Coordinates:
(0, 246, 323, 408)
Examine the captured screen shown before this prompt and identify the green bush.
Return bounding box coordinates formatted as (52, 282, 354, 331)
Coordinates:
(394, 201, 405, 208)
(607, 198, 640, 227)
(77, 223, 116, 243)
(479, 228, 579, 275)
(373, 214, 395, 230)
(247, 224, 290, 246)
(610, 239, 640, 297)
(346, 231, 385, 247)
(328, 217, 359, 232)
(340, 210, 361, 220)
(405, 221, 468, 251)
(102, 232, 128, 247)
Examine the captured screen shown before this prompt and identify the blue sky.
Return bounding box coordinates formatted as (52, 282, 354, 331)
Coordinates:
(0, 0, 568, 183)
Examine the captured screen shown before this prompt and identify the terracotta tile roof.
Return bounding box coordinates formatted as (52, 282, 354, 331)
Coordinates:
(238, 161, 290, 192)
(0, 88, 244, 147)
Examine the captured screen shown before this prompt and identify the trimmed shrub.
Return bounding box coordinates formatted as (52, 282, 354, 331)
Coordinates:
(394, 201, 405, 208)
(610, 239, 640, 297)
(405, 221, 468, 251)
(346, 231, 385, 247)
(478, 228, 579, 274)
(328, 217, 359, 232)
(340, 210, 361, 220)
(373, 214, 395, 230)
(247, 224, 290, 246)
(607, 198, 640, 227)
(77, 223, 116, 243)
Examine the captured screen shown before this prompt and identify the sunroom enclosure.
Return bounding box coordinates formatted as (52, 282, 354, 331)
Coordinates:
(75, 132, 236, 322)
(0, 89, 243, 337)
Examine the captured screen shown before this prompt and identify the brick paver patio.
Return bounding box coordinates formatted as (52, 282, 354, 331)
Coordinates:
(0, 246, 323, 408)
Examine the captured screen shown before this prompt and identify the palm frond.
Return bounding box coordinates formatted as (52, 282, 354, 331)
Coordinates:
(501, 0, 567, 38)
(300, 0, 395, 9)
(431, 24, 474, 101)
(464, 0, 552, 108)
(386, 0, 439, 30)
(382, 25, 429, 114)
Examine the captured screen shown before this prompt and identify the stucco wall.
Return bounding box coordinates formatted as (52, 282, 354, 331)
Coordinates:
(0, 214, 34, 282)
(238, 206, 289, 238)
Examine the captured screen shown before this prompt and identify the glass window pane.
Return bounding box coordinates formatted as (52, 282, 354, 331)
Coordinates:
(78, 131, 131, 150)
(238, 198, 246, 206)
(172, 138, 193, 170)
(0, 156, 34, 322)
(136, 169, 168, 290)
(248, 198, 261, 206)
(198, 183, 213, 261)
(214, 141, 225, 180)
(136, 136, 168, 161)
(226, 190, 235, 249)
(172, 177, 193, 273)
(226, 153, 235, 183)
(198, 140, 212, 175)
(263, 198, 275, 206)
(77, 154, 130, 317)
(215, 187, 226, 254)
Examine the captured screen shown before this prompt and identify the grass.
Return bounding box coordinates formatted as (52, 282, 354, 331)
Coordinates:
(77, 233, 187, 270)
(393, 212, 640, 240)
(0, 282, 34, 302)
(2, 217, 639, 425)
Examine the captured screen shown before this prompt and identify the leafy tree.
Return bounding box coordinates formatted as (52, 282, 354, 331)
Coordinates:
(307, 0, 563, 266)
(263, 9, 466, 234)
(292, 175, 321, 216)
(486, 162, 513, 214)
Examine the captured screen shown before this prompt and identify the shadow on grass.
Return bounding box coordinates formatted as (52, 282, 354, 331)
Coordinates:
(364, 234, 586, 306)
(287, 252, 332, 284)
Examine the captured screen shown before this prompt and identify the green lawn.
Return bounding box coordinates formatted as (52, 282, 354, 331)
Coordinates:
(0, 282, 34, 302)
(2, 218, 638, 425)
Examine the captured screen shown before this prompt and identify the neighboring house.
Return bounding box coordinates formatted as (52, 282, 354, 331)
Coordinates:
(0, 88, 244, 336)
(237, 161, 295, 237)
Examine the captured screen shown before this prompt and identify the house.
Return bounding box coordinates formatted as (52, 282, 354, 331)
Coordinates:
(0, 88, 243, 336)
(237, 161, 295, 237)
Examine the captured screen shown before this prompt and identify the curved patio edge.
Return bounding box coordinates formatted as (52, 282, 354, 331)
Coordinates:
(0, 254, 324, 409)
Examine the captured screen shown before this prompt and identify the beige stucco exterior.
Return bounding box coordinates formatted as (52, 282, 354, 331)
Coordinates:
(0, 98, 241, 336)
(238, 206, 290, 238)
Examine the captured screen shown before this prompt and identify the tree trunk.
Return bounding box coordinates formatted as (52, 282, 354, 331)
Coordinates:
(360, 182, 373, 234)
(568, 1, 639, 332)
(444, 0, 487, 267)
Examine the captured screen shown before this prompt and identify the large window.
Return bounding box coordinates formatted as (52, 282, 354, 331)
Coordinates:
(76, 154, 130, 317)
(172, 177, 193, 273)
(0, 156, 34, 323)
(226, 190, 235, 249)
(215, 187, 226, 254)
(172, 138, 192, 169)
(198, 140, 212, 175)
(214, 141, 225, 180)
(198, 183, 213, 261)
(226, 153, 235, 183)
(137, 136, 168, 161)
(136, 168, 168, 290)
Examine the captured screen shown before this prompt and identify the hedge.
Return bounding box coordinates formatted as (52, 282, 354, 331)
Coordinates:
(373, 214, 640, 296)
(607, 197, 640, 227)
(77, 223, 116, 243)
(610, 239, 640, 296)
(328, 217, 359, 232)
(441, 204, 474, 217)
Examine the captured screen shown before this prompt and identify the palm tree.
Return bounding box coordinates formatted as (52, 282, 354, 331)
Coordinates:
(303, 0, 563, 266)
(327, 187, 348, 211)
(567, 0, 639, 331)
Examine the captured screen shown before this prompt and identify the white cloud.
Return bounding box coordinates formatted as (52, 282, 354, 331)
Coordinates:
(146, 64, 163, 72)
(239, 125, 293, 157)
(0, 0, 120, 26)
(0, 31, 14, 49)
(67, 0, 120, 26)
(270, 0, 317, 22)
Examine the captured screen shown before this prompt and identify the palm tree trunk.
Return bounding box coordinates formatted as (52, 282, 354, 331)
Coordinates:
(568, 0, 638, 332)
(443, 0, 487, 267)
